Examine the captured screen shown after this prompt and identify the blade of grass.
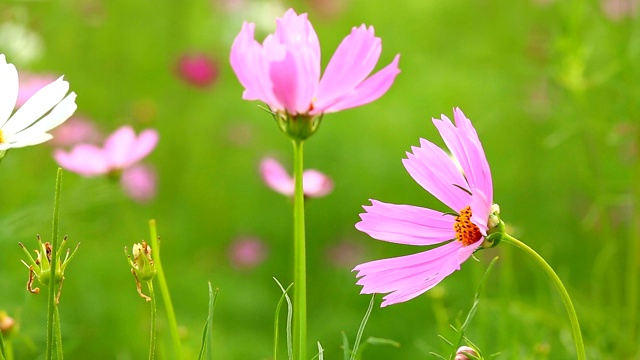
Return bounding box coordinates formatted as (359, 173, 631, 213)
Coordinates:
(198, 282, 219, 360)
(341, 331, 350, 360)
(448, 256, 499, 360)
(0, 330, 6, 360)
(273, 278, 293, 360)
(350, 294, 375, 360)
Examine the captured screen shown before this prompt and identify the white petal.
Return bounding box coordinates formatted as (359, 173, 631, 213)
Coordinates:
(5, 132, 53, 148)
(0, 54, 19, 127)
(21, 92, 77, 134)
(2, 76, 69, 134)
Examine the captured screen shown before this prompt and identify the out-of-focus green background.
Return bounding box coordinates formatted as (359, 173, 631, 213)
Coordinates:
(1, 0, 639, 358)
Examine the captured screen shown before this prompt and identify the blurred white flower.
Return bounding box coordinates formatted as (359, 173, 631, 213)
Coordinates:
(0, 22, 44, 65)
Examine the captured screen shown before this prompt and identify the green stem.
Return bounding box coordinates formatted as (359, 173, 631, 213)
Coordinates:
(147, 281, 157, 360)
(148, 220, 182, 359)
(46, 168, 63, 360)
(627, 148, 640, 347)
(502, 234, 585, 359)
(292, 139, 307, 360)
(54, 306, 63, 360)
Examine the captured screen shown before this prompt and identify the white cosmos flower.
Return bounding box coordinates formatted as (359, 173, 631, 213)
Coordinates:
(0, 54, 77, 151)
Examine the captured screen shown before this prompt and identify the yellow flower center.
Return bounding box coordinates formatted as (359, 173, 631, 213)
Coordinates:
(0, 129, 4, 143)
(454, 206, 483, 246)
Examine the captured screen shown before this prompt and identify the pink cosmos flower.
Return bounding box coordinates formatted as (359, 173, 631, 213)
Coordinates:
(601, 0, 638, 20)
(353, 108, 498, 307)
(230, 8, 400, 116)
(49, 116, 102, 147)
(228, 236, 268, 270)
(260, 156, 333, 197)
(53, 125, 158, 177)
(176, 53, 219, 88)
(120, 164, 157, 203)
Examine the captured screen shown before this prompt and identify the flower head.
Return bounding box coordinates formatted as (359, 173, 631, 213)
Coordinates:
(230, 8, 400, 118)
(353, 108, 500, 307)
(0, 54, 77, 152)
(176, 52, 219, 88)
(54, 125, 158, 177)
(228, 236, 268, 270)
(120, 164, 158, 203)
(260, 156, 333, 197)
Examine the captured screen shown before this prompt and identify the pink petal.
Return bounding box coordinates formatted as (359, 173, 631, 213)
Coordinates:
(120, 164, 157, 203)
(127, 129, 159, 167)
(314, 54, 400, 114)
(268, 10, 320, 114)
(104, 126, 136, 168)
(432, 108, 493, 205)
(230, 22, 282, 109)
(301, 169, 333, 197)
(354, 240, 478, 307)
(402, 138, 471, 212)
(103, 126, 157, 169)
(355, 200, 456, 245)
(314, 25, 380, 105)
(54, 145, 109, 176)
(260, 157, 294, 196)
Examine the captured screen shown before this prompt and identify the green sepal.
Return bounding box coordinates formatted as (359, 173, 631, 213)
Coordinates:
(482, 220, 505, 249)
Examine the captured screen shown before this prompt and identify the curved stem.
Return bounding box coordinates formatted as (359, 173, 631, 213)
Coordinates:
(147, 281, 157, 360)
(148, 220, 182, 359)
(292, 139, 307, 360)
(502, 234, 585, 359)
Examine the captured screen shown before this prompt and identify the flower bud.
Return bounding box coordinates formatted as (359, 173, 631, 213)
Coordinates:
(454, 346, 479, 360)
(126, 240, 156, 301)
(19, 235, 80, 302)
(128, 240, 156, 282)
(0, 311, 17, 337)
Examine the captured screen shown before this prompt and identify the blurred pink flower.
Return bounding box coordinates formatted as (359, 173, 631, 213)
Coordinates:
(260, 157, 333, 197)
(601, 0, 638, 20)
(230, 8, 400, 116)
(54, 125, 158, 177)
(176, 53, 219, 88)
(49, 116, 102, 147)
(121, 164, 157, 203)
(325, 240, 366, 269)
(228, 236, 268, 270)
(353, 108, 498, 307)
(16, 73, 58, 108)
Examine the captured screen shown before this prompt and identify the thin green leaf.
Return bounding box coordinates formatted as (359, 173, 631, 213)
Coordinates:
(310, 342, 324, 360)
(351, 294, 376, 360)
(198, 282, 219, 360)
(449, 256, 499, 360)
(341, 331, 350, 360)
(0, 329, 6, 360)
(273, 278, 293, 360)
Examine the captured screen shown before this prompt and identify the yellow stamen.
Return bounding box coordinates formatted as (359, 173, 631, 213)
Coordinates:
(0, 129, 4, 143)
(454, 206, 483, 246)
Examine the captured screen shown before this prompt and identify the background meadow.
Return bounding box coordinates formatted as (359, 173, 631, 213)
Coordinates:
(1, 0, 639, 358)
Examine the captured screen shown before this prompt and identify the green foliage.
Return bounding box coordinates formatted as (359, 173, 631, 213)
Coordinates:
(0, 0, 638, 358)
